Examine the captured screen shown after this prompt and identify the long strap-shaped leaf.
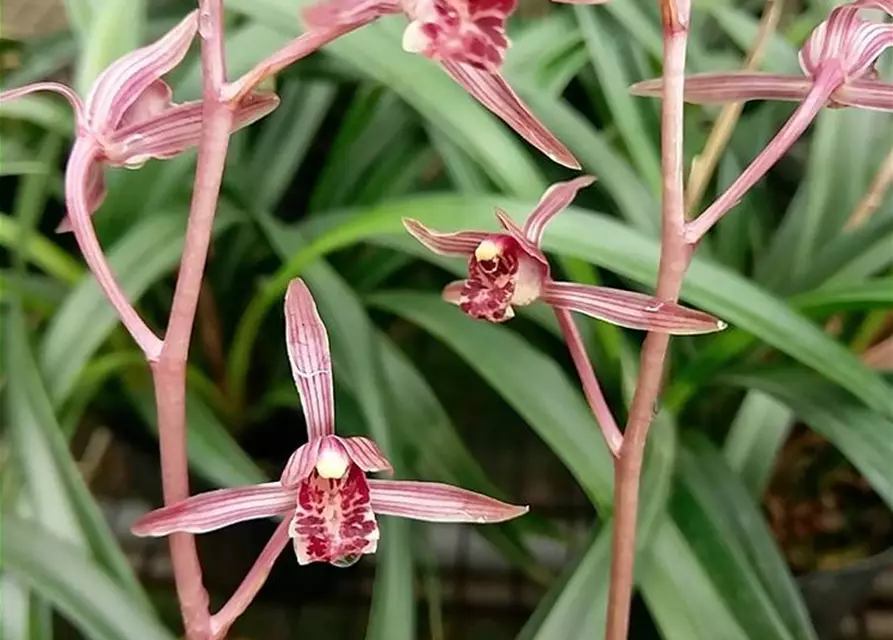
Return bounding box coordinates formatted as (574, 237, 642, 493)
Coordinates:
(3, 515, 175, 640)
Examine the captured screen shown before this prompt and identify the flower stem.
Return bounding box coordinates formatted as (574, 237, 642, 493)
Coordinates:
(605, 1, 691, 638)
(65, 139, 164, 359)
(210, 518, 291, 639)
(554, 307, 623, 457)
(151, 1, 234, 636)
(684, 62, 844, 244)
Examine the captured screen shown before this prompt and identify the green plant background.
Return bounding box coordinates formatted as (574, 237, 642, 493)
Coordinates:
(1, 0, 891, 638)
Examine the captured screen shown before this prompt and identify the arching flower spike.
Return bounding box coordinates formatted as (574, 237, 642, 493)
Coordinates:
(132, 279, 527, 569)
(403, 176, 726, 333)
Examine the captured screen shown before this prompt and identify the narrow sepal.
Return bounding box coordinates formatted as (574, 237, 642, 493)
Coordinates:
(439, 61, 580, 169)
(107, 92, 280, 168)
(0, 82, 85, 125)
(522, 175, 595, 246)
(85, 11, 198, 132)
(285, 278, 336, 441)
(630, 73, 813, 104)
(368, 480, 529, 523)
(541, 281, 727, 335)
(130, 484, 295, 536)
(280, 439, 324, 487)
(402, 218, 490, 256)
(303, 0, 400, 29)
(835, 78, 893, 111)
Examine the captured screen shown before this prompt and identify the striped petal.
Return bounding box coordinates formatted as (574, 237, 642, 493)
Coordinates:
(442, 279, 467, 305)
(280, 439, 324, 487)
(285, 279, 335, 441)
(493, 208, 550, 273)
(541, 281, 727, 335)
(630, 72, 813, 104)
(834, 78, 893, 111)
(439, 60, 579, 169)
(339, 436, 392, 474)
(303, 0, 400, 29)
(402, 218, 490, 256)
(522, 175, 595, 246)
(368, 480, 528, 523)
(800, 0, 893, 80)
(130, 483, 295, 536)
(85, 11, 198, 133)
(106, 92, 280, 168)
(55, 160, 106, 233)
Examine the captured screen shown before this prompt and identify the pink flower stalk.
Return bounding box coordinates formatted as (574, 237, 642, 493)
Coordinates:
(222, 0, 581, 168)
(0, 11, 279, 359)
(630, 0, 893, 243)
(132, 279, 527, 569)
(403, 176, 726, 333)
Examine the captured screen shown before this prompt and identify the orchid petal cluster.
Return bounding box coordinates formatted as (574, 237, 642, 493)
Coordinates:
(404, 176, 726, 333)
(630, 0, 893, 242)
(132, 279, 527, 567)
(223, 0, 581, 168)
(0, 13, 279, 359)
(0, 12, 279, 230)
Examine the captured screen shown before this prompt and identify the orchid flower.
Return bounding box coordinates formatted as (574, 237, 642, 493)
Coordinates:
(221, 0, 581, 169)
(0, 11, 279, 358)
(403, 176, 726, 334)
(630, 0, 893, 242)
(132, 279, 527, 569)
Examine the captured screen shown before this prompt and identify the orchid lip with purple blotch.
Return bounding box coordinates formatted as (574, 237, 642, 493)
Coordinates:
(629, 0, 893, 112)
(132, 279, 528, 568)
(403, 176, 727, 334)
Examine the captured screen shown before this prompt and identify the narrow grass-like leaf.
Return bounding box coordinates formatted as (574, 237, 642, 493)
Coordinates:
(675, 435, 818, 640)
(723, 391, 793, 498)
(74, 0, 146, 94)
(4, 305, 149, 607)
(3, 515, 174, 640)
(727, 369, 893, 510)
(369, 291, 614, 508)
(40, 209, 239, 405)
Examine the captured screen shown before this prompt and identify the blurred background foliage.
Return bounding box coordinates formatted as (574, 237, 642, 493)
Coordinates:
(1, 0, 892, 638)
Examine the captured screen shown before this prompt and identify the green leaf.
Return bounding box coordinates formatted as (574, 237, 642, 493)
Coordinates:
(3, 515, 175, 640)
(573, 7, 661, 193)
(227, 0, 545, 197)
(723, 390, 793, 497)
(369, 291, 614, 509)
(791, 278, 893, 314)
(75, 0, 146, 93)
(246, 79, 336, 211)
(128, 384, 266, 488)
(0, 576, 52, 640)
(673, 435, 817, 640)
(0, 213, 83, 285)
(40, 208, 240, 405)
(726, 368, 893, 510)
(519, 411, 677, 640)
(3, 305, 150, 607)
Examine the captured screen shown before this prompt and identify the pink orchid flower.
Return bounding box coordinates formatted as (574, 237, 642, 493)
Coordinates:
(0, 11, 279, 358)
(222, 0, 580, 168)
(630, 0, 893, 241)
(631, 0, 892, 111)
(403, 176, 727, 333)
(131, 279, 527, 567)
(0, 11, 279, 230)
